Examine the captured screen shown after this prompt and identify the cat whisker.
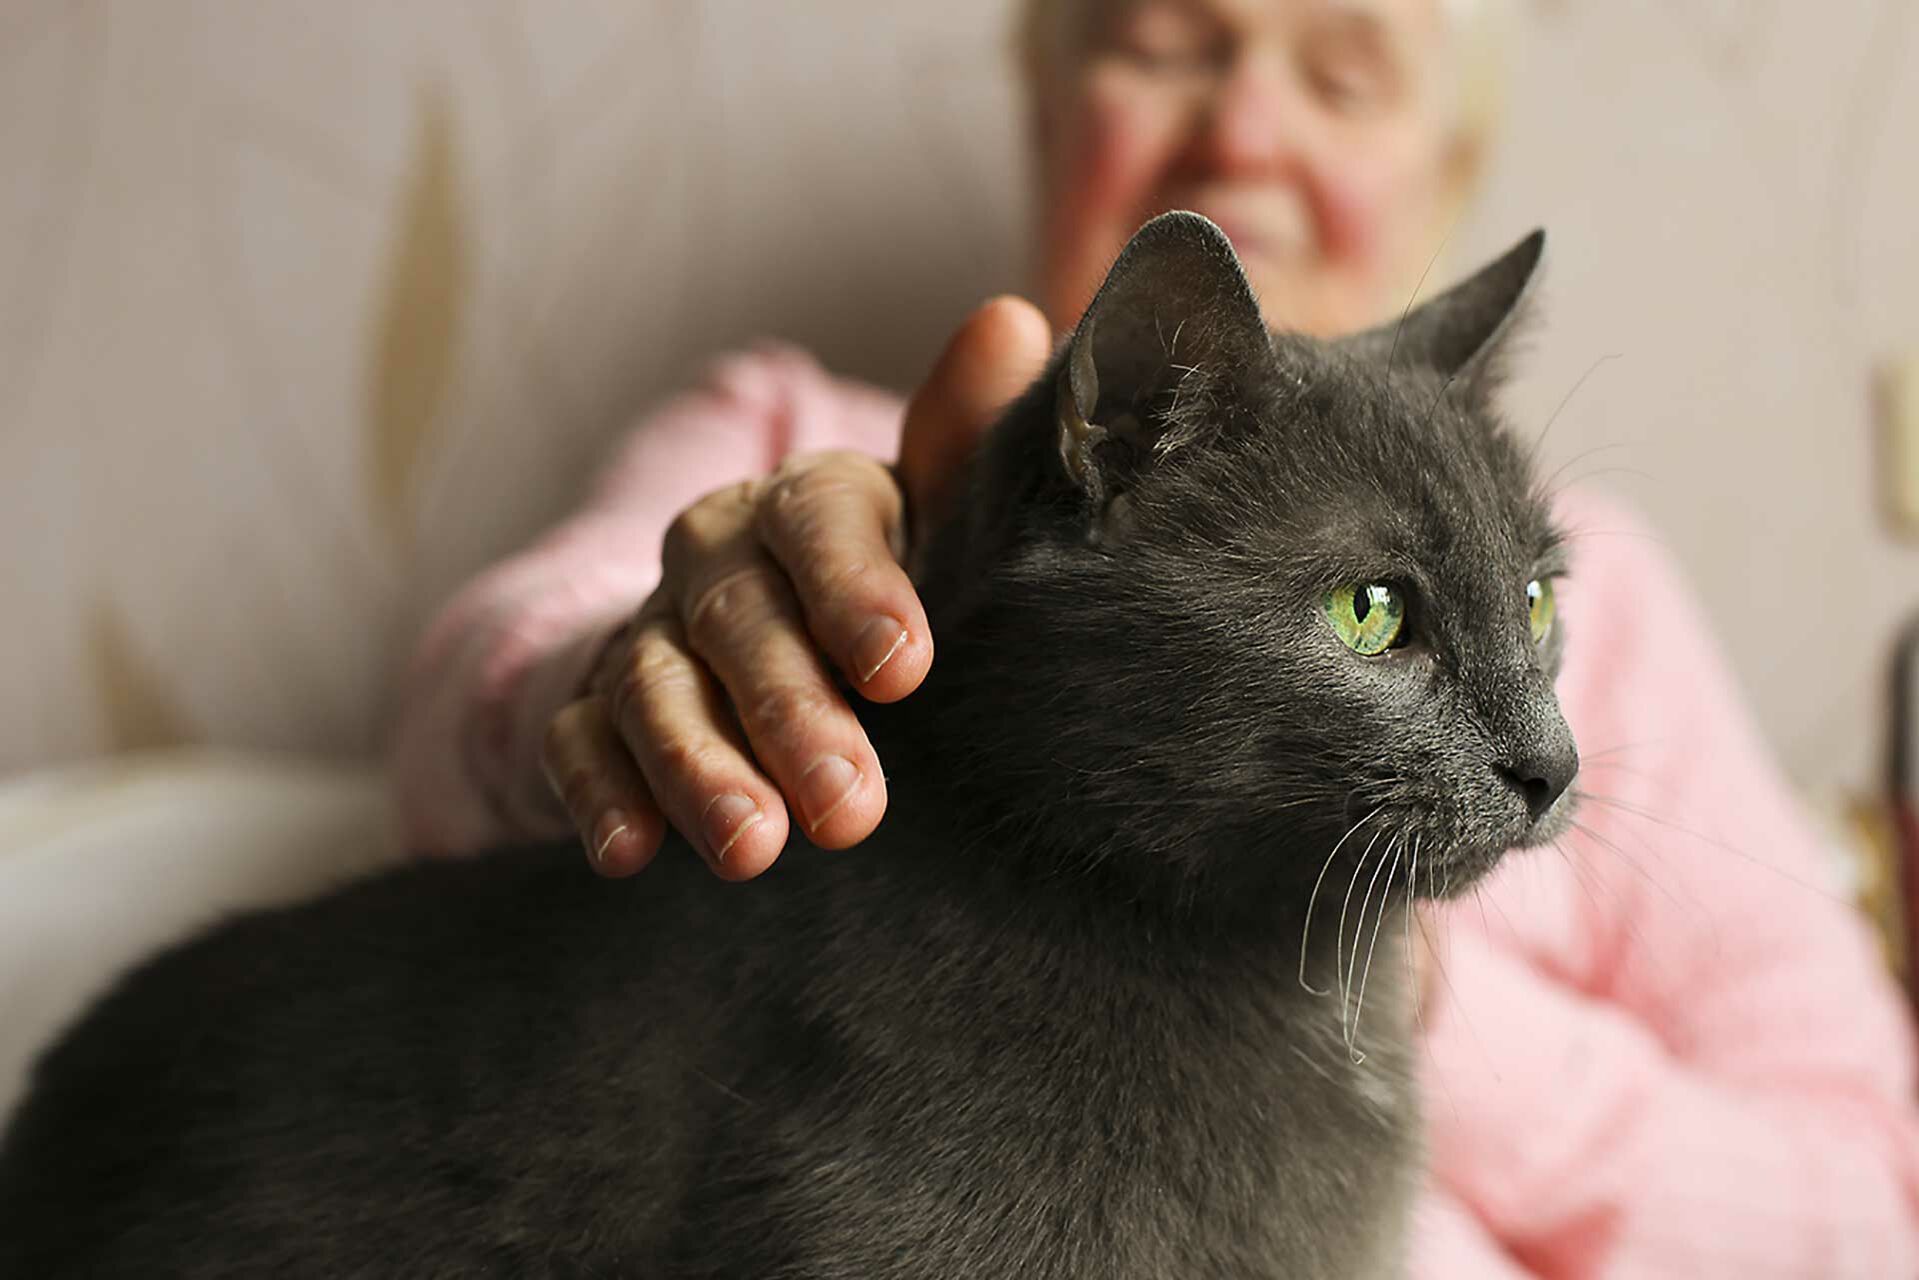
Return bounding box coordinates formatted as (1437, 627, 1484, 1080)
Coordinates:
(1387, 226, 1453, 375)
(1549, 836, 1663, 965)
(1420, 370, 1462, 433)
(1548, 838, 1613, 918)
(1298, 807, 1383, 996)
(1536, 440, 1631, 491)
(1404, 836, 1421, 1028)
(1555, 525, 1675, 549)
(1335, 832, 1381, 1013)
(1576, 737, 1664, 762)
(1347, 836, 1406, 1064)
(1546, 463, 1657, 498)
(1561, 815, 1695, 916)
(1343, 833, 1400, 1053)
(1523, 351, 1621, 467)
(1574, 757, 1658, 783)
(692, 1068, 756, 1110)
(1573, 790, 1841, 904)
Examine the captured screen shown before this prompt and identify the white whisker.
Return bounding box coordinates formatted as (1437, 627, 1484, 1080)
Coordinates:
(1298, 807, 1381, 996)
(1404, 837, 1422, 1028)
(1348, 838, 1406, 1062)
(1575, 789, 1837, 901)
(1344, 833, 1399, 1050)
(1334, 829, 1386, 1009)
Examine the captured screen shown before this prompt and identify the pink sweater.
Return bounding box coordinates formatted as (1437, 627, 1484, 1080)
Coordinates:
(392, 344, 1919, 1276)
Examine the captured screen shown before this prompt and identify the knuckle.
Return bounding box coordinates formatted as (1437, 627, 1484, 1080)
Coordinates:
(760, 462, 862, 533)
(539, 707, 610, 818)
(648, 734, 719, 791)
(808, 554, 879, 599)
(660, 504, 698, 560)
(542, 701, 597, 762)
(759, 498, 899, 608)
(743, 682, 837, 741)
(661, 482, 758, 577)
(659, 511, 707, 580)
(540, 714, 574, 772)
(608, 632, 696, 728)
(682, 566, 785, 654)
(587, 617, 641, 697)
(546, 696, 586, 736)
(559, 772, 594, 817)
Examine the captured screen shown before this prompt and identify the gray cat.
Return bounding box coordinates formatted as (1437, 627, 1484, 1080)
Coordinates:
(0, 213, 1576, 1278)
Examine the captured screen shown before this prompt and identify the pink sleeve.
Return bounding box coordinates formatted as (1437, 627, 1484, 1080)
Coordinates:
(1409, 1183, 1542, 1279)
(1416, 493, 1919, 1277)
(388, 343, 905, 855)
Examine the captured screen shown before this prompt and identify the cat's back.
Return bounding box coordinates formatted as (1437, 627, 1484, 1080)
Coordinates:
(0, 827, 1415, 1280)
(0, 840, 796, 1277)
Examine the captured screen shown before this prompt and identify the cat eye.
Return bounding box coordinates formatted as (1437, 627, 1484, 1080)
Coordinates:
(1323, 582, 1406, 656)
(1526, 578, 1557, 645)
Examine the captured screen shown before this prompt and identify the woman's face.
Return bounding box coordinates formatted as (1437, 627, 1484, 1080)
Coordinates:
(1036, 0, 1461, 337)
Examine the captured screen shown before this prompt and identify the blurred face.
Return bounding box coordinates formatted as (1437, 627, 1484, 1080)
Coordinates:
(1036, 0, 1460, 337)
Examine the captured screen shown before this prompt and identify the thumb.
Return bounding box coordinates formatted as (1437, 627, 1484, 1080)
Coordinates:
(897, 295, 1052, 532)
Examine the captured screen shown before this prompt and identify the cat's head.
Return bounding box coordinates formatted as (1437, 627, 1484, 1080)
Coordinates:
(911, 212, 1576, 915)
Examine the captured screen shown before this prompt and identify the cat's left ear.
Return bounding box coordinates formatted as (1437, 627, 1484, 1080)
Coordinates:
(1056, 211, 1272, 510)
(1341, 229, 1545, 397)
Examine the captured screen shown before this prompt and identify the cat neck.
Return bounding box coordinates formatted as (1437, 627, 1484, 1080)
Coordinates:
(862, 685, 1288, 931)
(844, 678, 1422, 1075)
(859, 695, 1404, 981)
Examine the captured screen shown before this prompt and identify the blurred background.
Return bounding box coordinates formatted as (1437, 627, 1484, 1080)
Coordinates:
(0, 2, 1913, 818)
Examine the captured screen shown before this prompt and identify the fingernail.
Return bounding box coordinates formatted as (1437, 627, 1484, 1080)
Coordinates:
(702, 794, 763, 865)
(798, 755, 861, 832)
(853, 616, 909, 684)
(592, 810, 631, 869)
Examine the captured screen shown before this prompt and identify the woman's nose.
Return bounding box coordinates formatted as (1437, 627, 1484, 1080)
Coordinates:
(1191, 48, 1315, 178)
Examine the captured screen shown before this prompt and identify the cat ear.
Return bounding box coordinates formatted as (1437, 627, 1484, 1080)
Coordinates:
(1342, 229, 1545, 393)
(1056, 211, 1272, 507)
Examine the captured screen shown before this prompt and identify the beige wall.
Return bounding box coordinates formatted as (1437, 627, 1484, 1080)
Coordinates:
(0, 1, 1030, 768)
(1, 1, 1914, 795)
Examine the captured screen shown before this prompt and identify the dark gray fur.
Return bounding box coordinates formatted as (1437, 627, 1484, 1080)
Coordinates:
(0, 214, 1576, 1278)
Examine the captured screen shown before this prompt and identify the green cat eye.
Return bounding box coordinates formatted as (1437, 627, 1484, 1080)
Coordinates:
(1324, 583, 1406, 656)
(1527, 578, 1556, 644)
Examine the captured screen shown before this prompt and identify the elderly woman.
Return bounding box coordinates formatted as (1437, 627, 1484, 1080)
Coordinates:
(392, 1, 1919, 1274)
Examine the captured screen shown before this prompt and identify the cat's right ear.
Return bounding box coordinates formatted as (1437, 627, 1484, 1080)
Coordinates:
(1055, 212, 1272, 513)
(1342, 229, 1546, 397)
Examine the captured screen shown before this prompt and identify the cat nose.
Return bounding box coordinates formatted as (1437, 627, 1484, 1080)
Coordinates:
(1498, 743, 1578, 822)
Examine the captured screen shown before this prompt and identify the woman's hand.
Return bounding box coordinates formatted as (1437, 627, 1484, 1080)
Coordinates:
(541, 298, 1052, 879)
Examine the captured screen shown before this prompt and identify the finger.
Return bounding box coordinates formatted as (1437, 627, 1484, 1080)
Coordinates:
(606, 613, 792, 880)
(754, 453, 931, 703)
(896, 295, 1052, 529)
(672, 538, 887, 851)
(540, 698, 667, 878)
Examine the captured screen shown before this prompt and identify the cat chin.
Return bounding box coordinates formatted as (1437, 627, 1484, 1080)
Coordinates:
(1517, 798, 1580, 851)
(1414, 846, 1508, 900)
(1417, 812, 1576, 900)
